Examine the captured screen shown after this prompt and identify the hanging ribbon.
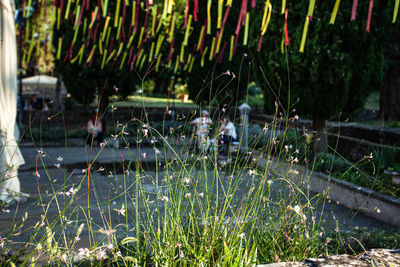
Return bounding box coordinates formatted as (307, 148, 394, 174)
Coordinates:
(393, 0, 399, 23)
(284, 9, 289, 46)
(351, 0, 358, 21)
(260, 0, 272, 36)
(365, 0, 374, 32)
(299, 16, 310, 53)
(329, 0, 341, 24)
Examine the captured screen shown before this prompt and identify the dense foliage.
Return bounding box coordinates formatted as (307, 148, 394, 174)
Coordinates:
(251, 0, 394, 121)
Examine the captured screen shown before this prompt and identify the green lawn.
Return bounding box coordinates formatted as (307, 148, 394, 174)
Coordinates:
(109, 95, 199, 108)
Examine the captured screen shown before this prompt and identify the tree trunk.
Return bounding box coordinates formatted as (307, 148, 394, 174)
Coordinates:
(54, 74, 62, 111)
(153, 76, 171, 96)
(312, 116, 328, 154)
(380, 26, 400, 121)
(98, 90, 109, 134)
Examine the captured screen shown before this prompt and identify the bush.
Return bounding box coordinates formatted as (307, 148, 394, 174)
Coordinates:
(312, 153, 353, 174)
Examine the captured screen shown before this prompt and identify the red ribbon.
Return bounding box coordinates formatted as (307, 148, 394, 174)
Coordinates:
(184, 0, 189, 27)
(257, 34, 263, 52)
(285, 9, 289, 46)
(365, 0, 374, 32)
(194, 0, 198, 21)
(351, 0, 358, 21)
(134, 0, 140, 34)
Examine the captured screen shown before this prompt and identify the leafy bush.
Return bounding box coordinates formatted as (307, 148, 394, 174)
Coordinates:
(312, 153, 353, 174)
(22, 127, 87, 141)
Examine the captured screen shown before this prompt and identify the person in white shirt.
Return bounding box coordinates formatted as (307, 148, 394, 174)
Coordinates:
(219, 116, 237, 155)
(190, 110, 213, 151)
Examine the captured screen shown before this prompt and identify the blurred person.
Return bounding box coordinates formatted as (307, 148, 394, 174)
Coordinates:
(87, 112, 104, 147)
(219, 116, 237, 155)
(190, 110, 213, 151)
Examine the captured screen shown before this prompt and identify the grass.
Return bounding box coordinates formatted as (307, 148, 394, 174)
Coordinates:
(109, 95, 199, 109)
(2, 78, 399, 266)
(2, 104, 341, 266)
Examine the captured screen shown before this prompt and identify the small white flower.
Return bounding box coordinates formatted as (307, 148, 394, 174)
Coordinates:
(238, 233, 246, 239)
(78, 248, 91, 259)
(116, 251, 122, 257)
(197, 192, 204, 198)
(60, 253, 68, 262)
(185, 193, 191, 198)
(82, 169, 87, 173)
(99, 142, 105, 148)
(54, 163, 61, 168)
(293, 205, 301, 214)
(114, 207, 126, 216)
(75, 236, 81, 242)
(182, 178, 190, 185)
(160, 196, 169, 202)
(57, 156, 63, 162)
(33, 171, 40, 178)
(96, 250, 107, 260)
(141, 152, 146, 159)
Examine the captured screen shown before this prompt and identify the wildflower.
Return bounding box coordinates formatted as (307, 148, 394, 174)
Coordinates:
(267, 180, 273, 186)
(82, 169, 87, 173)
(248, 170, 255, 176)
(168, 109, 172, 115)
(274, 255, 281, 262)
(75, 236, 81, 242)
(169, 127, 174, 134)
(222, 108, 226, 112)
(295, 149, 299, 154)
(285, 145, 289, 153)
(155, 149, 161, 155)
(106, 244, 114, 250)
(180, 251, 184, 258)
(60, 253, 68, 263)
(222, 70, 231, 76)
(197, 192, 204, 198)
(293, 205, 300, 214)
(78, 248, 91, 259)
(160, 196, 169, 202)
(142, 125, 149, 137)
(293, 115, 299, 120)
(36, 243, 42, 251)
(183, 178, 190, 185)
(33, 171, 40, 178)
(114, 206, 126, 217)
(185, 193, 191, 198)
(114, 87, 119, 92)
(96, 250, 107, 260)
(99, 142, 105, 148)
(2, 209, 10, 213)
(54, 163, 61, 168)
(141, 152, 146, 159)
(292, 157, 299, 163)
(116, 251, 122, 257)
